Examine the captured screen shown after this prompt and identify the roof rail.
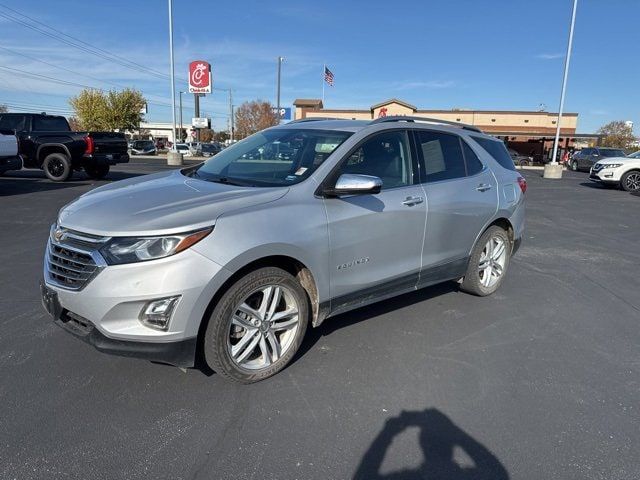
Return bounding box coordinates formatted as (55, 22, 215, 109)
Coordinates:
(369, 116, 482, 133)
(287, 117, 345, 124)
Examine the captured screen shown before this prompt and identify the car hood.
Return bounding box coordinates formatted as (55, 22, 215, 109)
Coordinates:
(58, 169, 289, 236)
(598, 157, 639, 164)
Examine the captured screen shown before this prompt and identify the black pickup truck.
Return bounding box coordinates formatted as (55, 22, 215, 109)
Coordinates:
(0, 113, 129, 181)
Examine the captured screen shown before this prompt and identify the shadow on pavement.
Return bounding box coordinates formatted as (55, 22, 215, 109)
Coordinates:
(353, 409, 509, 480)
(298, 281, 459, 359)
(0, 170, 146, 196)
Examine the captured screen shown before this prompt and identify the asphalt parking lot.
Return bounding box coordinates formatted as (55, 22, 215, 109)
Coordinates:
(1, 162, 639, 480)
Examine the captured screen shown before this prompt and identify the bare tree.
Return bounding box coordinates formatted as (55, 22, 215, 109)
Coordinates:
(67, 116, 81, 131)
(200, 128, 215, 143)
(597, 121, 637, 150)
(0, 104, 8, 113)
(234, 100, 278, 139)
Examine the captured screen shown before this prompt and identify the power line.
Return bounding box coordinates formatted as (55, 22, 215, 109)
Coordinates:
(0, 4, 172, 81)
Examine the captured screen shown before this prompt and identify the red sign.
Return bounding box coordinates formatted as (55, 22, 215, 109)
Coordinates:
(188, 60, 211, 93)
(378, 107, 388, 118)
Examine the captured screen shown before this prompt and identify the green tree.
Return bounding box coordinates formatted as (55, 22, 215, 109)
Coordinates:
(597, 121, 637, 149)
(70, 88, 146, 131)
(234, 100, 278, 139)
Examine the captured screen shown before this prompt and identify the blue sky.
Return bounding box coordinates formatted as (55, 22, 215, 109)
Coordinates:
(0, 0, 638, 133)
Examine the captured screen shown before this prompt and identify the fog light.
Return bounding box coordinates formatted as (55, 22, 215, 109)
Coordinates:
(604, 172, 613, 178)
(139, 296, 181, 330)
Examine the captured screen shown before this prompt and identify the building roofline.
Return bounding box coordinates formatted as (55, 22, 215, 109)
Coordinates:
(370, 98, 417, 111)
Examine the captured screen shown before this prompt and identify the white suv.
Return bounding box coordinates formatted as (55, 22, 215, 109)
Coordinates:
(589, 156, 640, 192)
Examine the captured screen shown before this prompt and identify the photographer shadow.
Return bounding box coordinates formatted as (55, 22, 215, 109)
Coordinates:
(353, 409, 509, 480)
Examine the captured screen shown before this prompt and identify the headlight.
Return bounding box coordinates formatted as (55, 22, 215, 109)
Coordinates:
(100, 227, 212, 265)
(601, 163, 622, 169)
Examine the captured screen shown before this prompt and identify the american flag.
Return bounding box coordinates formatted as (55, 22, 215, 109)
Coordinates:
(324, 66, 334, 86)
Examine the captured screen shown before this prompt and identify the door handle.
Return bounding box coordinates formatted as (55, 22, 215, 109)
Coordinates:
(476, 183, 492, 192)
(402, 196, 424, 206)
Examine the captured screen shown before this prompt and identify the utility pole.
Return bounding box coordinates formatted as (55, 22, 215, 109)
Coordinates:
(276, 56, 283, 124)
(179, 91, 184, 143)
(194, 93, 200, 142)
(544, 0, 578, 179)
(166, 0, 182, 165)
(229, 90, 234, 143)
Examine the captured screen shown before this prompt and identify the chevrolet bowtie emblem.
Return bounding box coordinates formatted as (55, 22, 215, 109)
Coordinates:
(53, 228, 65, 242)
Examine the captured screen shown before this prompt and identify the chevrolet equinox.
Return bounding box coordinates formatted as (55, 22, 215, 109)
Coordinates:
(41, 117, 526, 383)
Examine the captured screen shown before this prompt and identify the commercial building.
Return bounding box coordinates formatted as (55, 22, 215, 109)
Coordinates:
(294, 98, 598, 162)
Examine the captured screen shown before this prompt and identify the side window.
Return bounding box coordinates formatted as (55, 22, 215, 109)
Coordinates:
(581, 148, 590, 156)
(339, 130, 413, 189)
(417, 130, 466, 182)
(462, 141, 484, 176)
(0, 115, 26, 131)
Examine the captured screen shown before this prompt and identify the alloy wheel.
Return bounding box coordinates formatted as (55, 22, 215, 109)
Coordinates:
(478, 236, 508, 288)
(624, 172, 640, 191)
(227, 285, 300, 370)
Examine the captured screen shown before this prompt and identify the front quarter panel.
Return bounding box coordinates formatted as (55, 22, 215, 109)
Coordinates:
(191, 186, 330, 304)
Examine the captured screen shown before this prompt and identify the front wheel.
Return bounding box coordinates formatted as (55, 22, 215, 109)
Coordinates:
(203, 267, 309, 383)
(460, 226, 511, 296)
(571, 161, 578, 171)
(84, 164, 110, 180)
(621, 170, 640, 192)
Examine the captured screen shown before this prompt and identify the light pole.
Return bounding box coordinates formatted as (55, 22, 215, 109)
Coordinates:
(276, 56, 283, 124)
(166, 0, 182, 165)
(544, 0, 578, 179)
(179, 91, 185, 142)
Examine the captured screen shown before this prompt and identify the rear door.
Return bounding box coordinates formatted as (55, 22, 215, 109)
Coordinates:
(324, 129, 426, 312)
(415, 130, 497, 285)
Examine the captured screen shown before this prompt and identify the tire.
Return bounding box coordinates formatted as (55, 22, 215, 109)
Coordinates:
(43, 153, 72, 182)
(84, 164, 110, 180)
(460, 225, 511, 297)
(571, 161, 578, 171)
(620, 170, 640, 192)
(203, 267, 309, 383)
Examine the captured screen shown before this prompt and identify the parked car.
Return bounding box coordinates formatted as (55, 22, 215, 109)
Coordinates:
(508, 148, 533, 167)
(0, 130, 20, 174)
(130, 140, 157, 156)
(589, 156, 640, 192)
(175, 143, 191, 156)
(40, 117, 525, 383)
(0, 113, 129, 181)
(201, 143, 222, 157)
(569, 147, 627, 172)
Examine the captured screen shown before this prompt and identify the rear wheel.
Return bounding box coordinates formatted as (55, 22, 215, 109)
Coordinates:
(621, 170, 640, 192)
(84, 164, 110, 180)
(460, 226, 511, 296)
(43, 153, 72, 182)
(203, 267, 309, 383)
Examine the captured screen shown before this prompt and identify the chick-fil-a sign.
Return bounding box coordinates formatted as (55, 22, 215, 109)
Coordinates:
(188, 61, 211, 93)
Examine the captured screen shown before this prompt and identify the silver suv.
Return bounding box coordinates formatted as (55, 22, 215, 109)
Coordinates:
(41, 117, 526, 383)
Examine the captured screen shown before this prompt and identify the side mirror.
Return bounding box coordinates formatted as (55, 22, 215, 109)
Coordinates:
(325, 173, 383, 196)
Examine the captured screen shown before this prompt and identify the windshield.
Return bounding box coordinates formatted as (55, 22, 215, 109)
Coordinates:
(600, 149, 625, 157)
(191, 128, 352, 187)
(628, 151, 640, 158)
(201, 144, 220, 152)
(132, 141, 153, 148)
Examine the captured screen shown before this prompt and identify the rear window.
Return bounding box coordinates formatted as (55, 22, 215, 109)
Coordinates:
(471, 136, 516, 171)
(32, 116, 70, 131)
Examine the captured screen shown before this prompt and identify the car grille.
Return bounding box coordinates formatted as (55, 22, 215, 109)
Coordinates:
(45, 227, 108, 291)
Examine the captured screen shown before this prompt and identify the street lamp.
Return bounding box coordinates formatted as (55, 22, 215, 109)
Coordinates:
(544, 0, 578, 179)
(166, 0, 182, 165)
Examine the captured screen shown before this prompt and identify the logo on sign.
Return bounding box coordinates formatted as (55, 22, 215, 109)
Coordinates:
(378, 107, 388, 118)
(188, 61, 211, 93)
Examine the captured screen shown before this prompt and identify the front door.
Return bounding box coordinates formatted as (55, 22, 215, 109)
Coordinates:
(323, 130, 426, 312)
(415, 130, 497, 285)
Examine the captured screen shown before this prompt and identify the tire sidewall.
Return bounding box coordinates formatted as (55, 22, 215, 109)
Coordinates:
(43, 153, 72, 182)
(204, 267, 309, 383)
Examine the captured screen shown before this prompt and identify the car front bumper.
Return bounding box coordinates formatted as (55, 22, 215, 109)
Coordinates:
(589, 168, 621, 184)
(41, 246, 233, 367)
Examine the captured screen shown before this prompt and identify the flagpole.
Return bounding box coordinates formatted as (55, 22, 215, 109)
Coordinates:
(322, 63, 325, 104)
